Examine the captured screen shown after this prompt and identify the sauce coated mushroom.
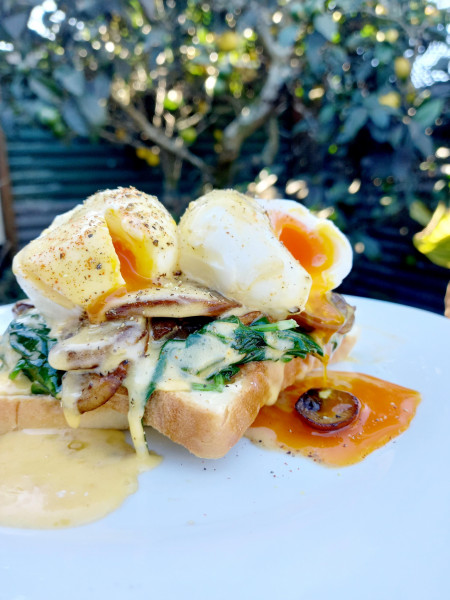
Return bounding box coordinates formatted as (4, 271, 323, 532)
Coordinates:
(295, 387, 360, 431)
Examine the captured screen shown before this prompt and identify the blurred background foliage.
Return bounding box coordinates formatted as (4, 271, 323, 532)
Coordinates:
(0, 0, 449, 299)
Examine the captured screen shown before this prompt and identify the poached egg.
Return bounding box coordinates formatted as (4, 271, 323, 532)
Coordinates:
(13, 187, 178, 326)
(256, 198, 353, 297)
(178, 190, 313, 319)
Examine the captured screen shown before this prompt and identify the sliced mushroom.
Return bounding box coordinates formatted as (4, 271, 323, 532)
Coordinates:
(293, 292, 355, 336)
(49, 317, 148, 371)
(150, 317, 211, 341)
(12, 299, 35, 317)
(238, 311, 265, 326)
(62, 361, 129, 414)
(295, 387, 360, 431)
(150, 311, 264, 342)
(99, 278, 240, 321)
(332, 293, 356, 335)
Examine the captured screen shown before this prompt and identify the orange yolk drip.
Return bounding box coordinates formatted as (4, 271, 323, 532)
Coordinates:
(303, 293, 346, 330)
(250, 371, 421, 467)
(87, 237, 153, 321)
(270, 212, 340, 326)
(86, 286, 128, 322)
(112, 239, 153, 292)
(272, 215, 335, 295)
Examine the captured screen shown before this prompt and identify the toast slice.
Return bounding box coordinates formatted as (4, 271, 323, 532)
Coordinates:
(0, 334, 356, 458)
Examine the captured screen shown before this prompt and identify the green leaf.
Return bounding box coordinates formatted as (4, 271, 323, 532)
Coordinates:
(305, 32, 327, 76)
(375, 44, 393, 64)
(289, 2, 306, 21)
(369, 123, 390, 143)
(327, 47, 349, 73)
(355, 61, 373, 82)
(139, 0, 158, 20)
(345, 31, 364, 50)
(408, 121, 433, 158)
(31, 381, 53, 395)
(370, 106, 390, 129)
(6, 312, 63, 397)
(326, 181, 351, 203)
(413, 202, 450, 268)
(318, 104, 335, 124)
(409, 200, 433, 227)
(37, 105, 60, 126)
(313, 14, 338, 42)
(62, 98, 89, 136)
(91, 73, 111, 100)
(278, 25, 300, 48)
(292, 120, 310, 135)
(250, 319, 297, 332)
(413, 99, 444, 128)
(28, 77, 61, 105)
(78, 93, 106, 128)
(54, 66, 85, 97)
(145, 316, 323, 401)
(337, 107, 368, 143)
(338, 0, 364, 10)
(389, 124, 404, 148)
(2, 11, 29, 40)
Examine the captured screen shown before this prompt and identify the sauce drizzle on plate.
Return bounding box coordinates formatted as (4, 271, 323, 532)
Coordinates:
(0, 429, 160, 529)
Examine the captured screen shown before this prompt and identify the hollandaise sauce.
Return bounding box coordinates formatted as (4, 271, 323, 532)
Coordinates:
(247, 371, 421, 467)
(0, 429, 160, 529)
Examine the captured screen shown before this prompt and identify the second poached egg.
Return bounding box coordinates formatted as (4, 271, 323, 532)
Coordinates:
(256, 198, 353, 296)
(178, 190, 312, 319)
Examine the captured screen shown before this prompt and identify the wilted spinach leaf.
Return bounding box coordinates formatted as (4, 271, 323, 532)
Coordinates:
(6, 312, 63, 397)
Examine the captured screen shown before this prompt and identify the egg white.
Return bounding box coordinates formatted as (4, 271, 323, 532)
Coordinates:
(13, 187, 179, 327)
(256, 198, 353, 293)
(178, 190, 312, 319)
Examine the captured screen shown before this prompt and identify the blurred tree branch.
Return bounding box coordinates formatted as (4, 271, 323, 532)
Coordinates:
(112, 93, 209, 173)
(217, 3, 293, 175)
(0, 0, 447, 215)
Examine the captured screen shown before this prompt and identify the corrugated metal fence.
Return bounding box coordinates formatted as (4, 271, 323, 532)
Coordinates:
(6, 128, 172, 248)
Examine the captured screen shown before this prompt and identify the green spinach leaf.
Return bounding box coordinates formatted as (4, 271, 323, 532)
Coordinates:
(146, 316, 323, 399)
(6, 312, 63, 397)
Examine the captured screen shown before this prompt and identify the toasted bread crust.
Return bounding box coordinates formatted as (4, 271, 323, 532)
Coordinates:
(0, 335, 356, 458)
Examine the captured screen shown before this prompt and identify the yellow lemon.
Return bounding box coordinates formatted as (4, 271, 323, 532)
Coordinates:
(216, 31, 241, 52)
(385, 29, 399, 44)
(379, 91, 401, 109)
(394, 57, 411, 80)
(414, 202, 450, 268)
(145, 150, 160, 167)
(180, 127, 198, 145)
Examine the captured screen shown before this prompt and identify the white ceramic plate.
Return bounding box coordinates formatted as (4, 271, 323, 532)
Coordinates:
(0, 296, 449, 600)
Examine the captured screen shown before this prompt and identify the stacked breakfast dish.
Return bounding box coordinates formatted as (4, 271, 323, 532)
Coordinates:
(0, 187, 356, 458)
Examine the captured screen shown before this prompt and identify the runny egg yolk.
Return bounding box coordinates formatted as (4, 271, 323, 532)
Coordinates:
(87, 231, 153, 322)
(104, 209, 154, 291)
(249, 371, 421, 467)
(111, 237, 153, 292)
(272, 213, 336, 295)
